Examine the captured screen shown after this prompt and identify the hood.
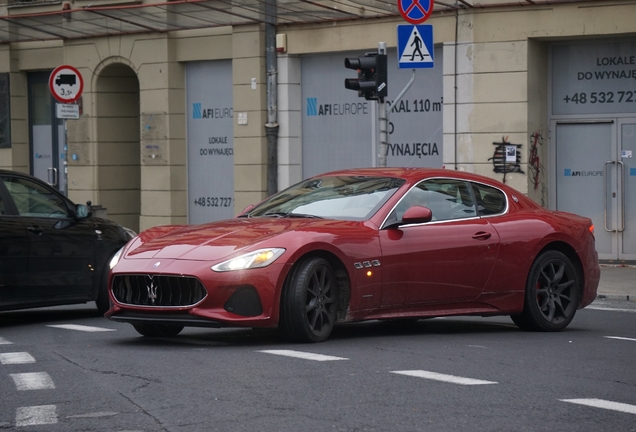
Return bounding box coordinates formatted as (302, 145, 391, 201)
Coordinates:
(125, 217, 360, 261)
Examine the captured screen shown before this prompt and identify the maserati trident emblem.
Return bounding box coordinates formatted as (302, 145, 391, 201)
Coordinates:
(147, 275, 158, 305)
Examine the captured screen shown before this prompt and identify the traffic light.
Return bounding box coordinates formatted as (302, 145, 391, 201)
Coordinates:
(344, 53, 387, 101)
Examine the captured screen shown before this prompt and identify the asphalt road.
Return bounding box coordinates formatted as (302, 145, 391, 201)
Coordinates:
(0, 300, 635, 432)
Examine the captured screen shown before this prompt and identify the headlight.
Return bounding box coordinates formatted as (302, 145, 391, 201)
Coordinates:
(211, 248, 285, 272)
(109, 247, 124, 269)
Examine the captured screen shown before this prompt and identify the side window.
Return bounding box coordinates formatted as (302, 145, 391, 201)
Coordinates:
(472, 183, 507, 216)
(394, 179, 476, 222)
(1, 176, 68, 218)
(0, 193, 5, 215)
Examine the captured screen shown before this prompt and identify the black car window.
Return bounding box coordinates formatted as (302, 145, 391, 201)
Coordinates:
(472, 183, 507, 216)
(393, 178, 476, 222)
(1, 176, 69, 218)
(0, 193, 5, 215)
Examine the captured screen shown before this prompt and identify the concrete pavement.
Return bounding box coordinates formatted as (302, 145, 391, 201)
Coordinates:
(596, 264, 636, 302)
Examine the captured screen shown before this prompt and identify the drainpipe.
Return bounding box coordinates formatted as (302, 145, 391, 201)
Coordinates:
(454, 2, 460, 170)
(265, 0, 279, 196)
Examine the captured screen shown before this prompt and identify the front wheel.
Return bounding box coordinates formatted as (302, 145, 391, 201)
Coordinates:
(511, 250, 580, 332)
(95, 261, 112, 315)
(133, 324, 184, 337)
(279, 257, 338, 343)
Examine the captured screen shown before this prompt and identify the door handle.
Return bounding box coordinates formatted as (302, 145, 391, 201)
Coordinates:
(604, 161, 616, 233)
(47, 167, 58, 186)
(472, 231, 492, 240)
(618, 161, 625, 233)
(27, 226, 44, 235)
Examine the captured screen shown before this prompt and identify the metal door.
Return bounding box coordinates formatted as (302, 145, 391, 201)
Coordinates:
(28, 72, 66, 194)
(553, 119, 636, 261)
(618, 120, 636, 260)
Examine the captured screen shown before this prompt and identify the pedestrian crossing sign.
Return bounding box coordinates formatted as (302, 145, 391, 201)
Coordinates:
(397, 24, 434, 69)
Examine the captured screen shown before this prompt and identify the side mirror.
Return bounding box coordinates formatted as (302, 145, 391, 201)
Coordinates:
(240, 204, 255, 215)
(75, 204, 92, 219)
(401, 205, 433, 224)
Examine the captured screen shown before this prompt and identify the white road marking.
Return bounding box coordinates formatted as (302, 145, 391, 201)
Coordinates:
(15, 405, 58, 426)
(561, 398, 636, 415)
(604, 336, 636, 342)
(10, 372, 55, 390)
(391, 370, 498, 385)
(0, 336, 13, 345)
(46, 324, 116, 332)
(0, 352, 36, 365)
(587, 306, 636, 313)
(258, 350, 348, 361)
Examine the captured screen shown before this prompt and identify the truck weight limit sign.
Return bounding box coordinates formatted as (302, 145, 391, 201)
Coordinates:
(49, 65, 83, 103)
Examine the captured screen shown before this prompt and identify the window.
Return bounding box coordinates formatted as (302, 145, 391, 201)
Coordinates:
(394, 179, 476, 222)
(472, 183, 507, 216)
(248, 175, 405, 221)
(1, 176, 68, 218)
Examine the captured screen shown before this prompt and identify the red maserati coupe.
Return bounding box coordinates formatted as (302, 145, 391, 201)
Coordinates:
(106, 168, 600, 343)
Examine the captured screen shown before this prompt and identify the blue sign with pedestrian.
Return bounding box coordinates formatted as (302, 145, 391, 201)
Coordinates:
(397, 24, 434, 69)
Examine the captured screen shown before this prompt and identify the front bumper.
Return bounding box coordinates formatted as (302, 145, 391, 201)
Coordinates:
(106, 257, 291, 328)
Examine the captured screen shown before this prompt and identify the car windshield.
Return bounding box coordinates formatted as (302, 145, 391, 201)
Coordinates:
(246, 175, 406, 221)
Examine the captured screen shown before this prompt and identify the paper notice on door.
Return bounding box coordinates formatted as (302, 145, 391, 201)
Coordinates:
(622, 150, 632, 159)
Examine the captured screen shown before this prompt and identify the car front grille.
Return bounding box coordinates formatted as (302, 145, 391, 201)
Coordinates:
(112, 275, 207, 307)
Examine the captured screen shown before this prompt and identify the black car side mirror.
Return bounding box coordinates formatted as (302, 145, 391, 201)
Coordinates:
(75, 204, 92, 219)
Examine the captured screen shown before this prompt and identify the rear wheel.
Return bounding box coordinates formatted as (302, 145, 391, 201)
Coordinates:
(133, 324, 184, 337)
(280, 257, 338, 343)
(511, 250, 580, 331)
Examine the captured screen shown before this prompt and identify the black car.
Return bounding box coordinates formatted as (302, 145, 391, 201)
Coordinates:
(0, 169, 134, 314)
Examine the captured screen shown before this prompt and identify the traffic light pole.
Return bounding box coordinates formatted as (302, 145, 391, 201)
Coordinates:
(377, 45, 416, 167)
(380, 68, 416, 165)
(377, 43, 388, 167)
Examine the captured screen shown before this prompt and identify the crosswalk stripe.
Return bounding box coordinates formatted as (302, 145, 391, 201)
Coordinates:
(0, 337, 13, 345)
(46, 324, 116, 332)
(15, 405, 58, 427)
(10, 372, 55, 390)
(604, 336, 636, 342)
(258, 350, 348, 361)
(391, 370, 498, 385)
(561, 398, 636, 415)
(0, 352, 36, 365)
(66, 412, 118, 419)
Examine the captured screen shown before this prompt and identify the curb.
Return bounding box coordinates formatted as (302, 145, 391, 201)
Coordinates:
(595, 294, 634, 302)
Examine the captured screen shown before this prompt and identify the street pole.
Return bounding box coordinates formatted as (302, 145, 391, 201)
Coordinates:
(377, 42, 416, 167)
(377, 42, 388, 167)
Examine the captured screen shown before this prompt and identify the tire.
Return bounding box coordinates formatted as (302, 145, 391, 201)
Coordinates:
(95, 262, 112, 315)
(511, 250, 580, 332)
(133, 324, 184, 337)
(279, 257, 338, 343)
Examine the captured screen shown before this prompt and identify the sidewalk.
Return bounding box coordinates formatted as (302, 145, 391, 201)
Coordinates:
(596, 265, 636, 302)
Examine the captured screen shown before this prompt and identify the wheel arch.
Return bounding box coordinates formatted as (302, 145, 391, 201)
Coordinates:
(534, 241, 585, 300)
(280, 249, 351, 323)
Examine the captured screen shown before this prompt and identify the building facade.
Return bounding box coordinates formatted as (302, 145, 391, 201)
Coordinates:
(0, 0, 635, 261)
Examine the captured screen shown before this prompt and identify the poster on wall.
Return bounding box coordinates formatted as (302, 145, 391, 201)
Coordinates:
(301, 47, 443, 178)
(552, 40, 636, 116)
(186, 61, 234, 224)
